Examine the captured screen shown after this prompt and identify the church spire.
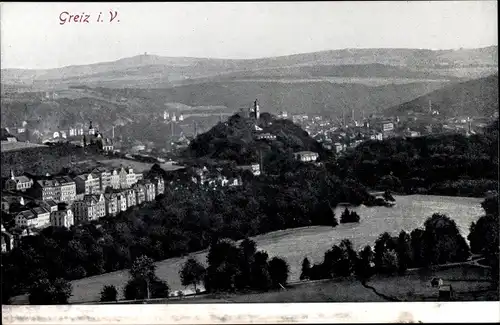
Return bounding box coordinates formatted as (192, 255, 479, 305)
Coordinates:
(10, 169, 15, 180)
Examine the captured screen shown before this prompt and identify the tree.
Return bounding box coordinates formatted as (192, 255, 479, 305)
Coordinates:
(268, 257, 290, 288)
(380, 249, 399, 274)
(205, 239, 241, 292)
(179, 258, 206, 293)
(468, 214, 499, 254)
(250, 251, 272, 291)
(300, 257, 311, 280)
(340, 208, 361, 224)
(481, 194, 499, 216)
(374, 232, 397, 272)
(100, 285, 118, 302)
(396, 231, 412, 273)
(356, 245, 374, 279)
(383, 190, 395, 202)
(129, 255, 156, 300)
(423, 214, 471, 265)
(28, 278, 72, 304)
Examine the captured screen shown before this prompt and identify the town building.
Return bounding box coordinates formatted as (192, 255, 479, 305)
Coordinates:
(72, 194, 106, 224)
(91, 167, 112, 191)
(118, 167, 137, 189)
(5, 170, 33, 192)
(50, 205, 74, 228)
(293, 151, 319, 162)
(74, 173, 101, 195)
(255, 133, 276, 141)
(31, 207, 51, 228)
(53, 176, 76, 203)
(38, 199, 58, 213)
(102, 138, 114, 152)
(103, 193, 118, 216)
(132, 183, 146, 205)
(116, 192, 127, 212)
(124, 188, 137, 208)
(151, 177, 165, 196)
(15, 210, 37, 228)
(142, 180, 156, 202)
(110, 169, 120, 189)
(32, 179, 60, 201)
(236, 164, 261, 176)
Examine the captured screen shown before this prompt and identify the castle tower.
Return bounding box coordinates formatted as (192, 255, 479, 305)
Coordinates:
(253, 99, 260, 119)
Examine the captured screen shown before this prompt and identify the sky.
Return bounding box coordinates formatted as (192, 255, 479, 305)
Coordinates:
(1, 1, 498, 69)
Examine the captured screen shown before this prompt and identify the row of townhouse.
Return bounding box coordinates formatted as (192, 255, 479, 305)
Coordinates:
(72, 177, 164, 224)
(6, 167, 143, 204)
(75, 166, 143, 195)
(11, 176, 163, 231)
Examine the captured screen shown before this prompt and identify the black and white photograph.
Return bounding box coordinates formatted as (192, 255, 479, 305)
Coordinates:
(1, 1, 499, 323)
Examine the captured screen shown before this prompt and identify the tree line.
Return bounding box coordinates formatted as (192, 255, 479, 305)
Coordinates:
(335, 119, 498, 197)
(1, 160, 381, 304)
(22, 193, 498, 304)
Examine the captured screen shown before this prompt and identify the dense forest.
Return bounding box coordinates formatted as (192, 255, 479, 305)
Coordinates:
(183, 113, 332, 167)
(336, 118, 498, 196)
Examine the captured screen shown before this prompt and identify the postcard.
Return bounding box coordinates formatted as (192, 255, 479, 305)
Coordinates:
(1, 1, 499, 324)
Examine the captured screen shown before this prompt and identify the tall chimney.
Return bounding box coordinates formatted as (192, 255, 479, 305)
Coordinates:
(112, 126, 115, 139)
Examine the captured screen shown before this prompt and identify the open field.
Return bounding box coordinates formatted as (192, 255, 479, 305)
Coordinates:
(0, 141, 47, 152)
(9, 195, 486, 304)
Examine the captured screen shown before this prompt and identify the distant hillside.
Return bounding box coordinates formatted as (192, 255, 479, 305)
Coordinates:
(386, 74, 499, 118)
(0, 80, 449, 131)
(183, 113, 329, 166)
(2, 46, 496, 89)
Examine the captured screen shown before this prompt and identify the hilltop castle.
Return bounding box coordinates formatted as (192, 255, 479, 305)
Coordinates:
(240, 99, 261, 119)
